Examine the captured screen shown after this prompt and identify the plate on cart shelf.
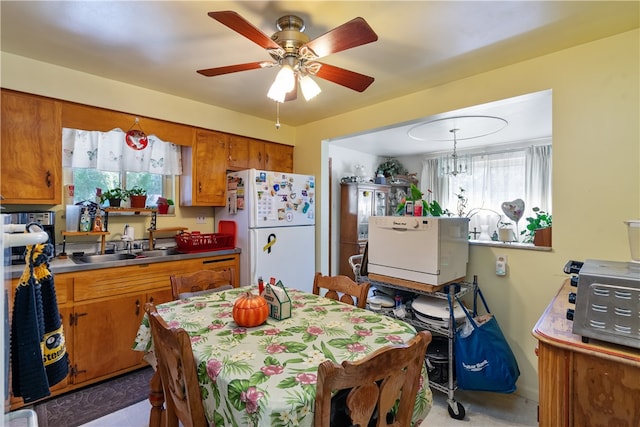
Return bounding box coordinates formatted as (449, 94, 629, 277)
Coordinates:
(412, 295, 467, 327)
(367, 295, 395, 311)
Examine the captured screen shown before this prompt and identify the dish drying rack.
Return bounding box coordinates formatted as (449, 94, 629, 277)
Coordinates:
(351, 252, 473, 420)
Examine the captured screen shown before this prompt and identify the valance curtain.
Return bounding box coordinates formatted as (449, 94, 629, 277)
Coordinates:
(62, 128, 182, 175)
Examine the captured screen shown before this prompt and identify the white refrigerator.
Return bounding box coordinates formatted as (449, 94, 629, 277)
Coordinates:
(216, 169, 316, 293)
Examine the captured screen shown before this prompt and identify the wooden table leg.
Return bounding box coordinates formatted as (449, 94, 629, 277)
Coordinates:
(148, 370, 165, 427)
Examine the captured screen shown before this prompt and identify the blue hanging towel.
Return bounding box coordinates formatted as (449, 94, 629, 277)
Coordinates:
(11, 235, 68, 403)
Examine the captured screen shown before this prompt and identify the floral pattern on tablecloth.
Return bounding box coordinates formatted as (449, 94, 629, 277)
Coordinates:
(133, 287, 432, 427)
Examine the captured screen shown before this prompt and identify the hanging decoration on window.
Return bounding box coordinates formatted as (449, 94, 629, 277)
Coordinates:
(125, 117, 148, 150)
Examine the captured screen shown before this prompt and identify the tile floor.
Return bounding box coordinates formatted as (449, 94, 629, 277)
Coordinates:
(79, 388, 538, 427)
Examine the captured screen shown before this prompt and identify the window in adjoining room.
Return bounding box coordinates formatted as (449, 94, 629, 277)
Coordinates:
(422, 142, 552, 242)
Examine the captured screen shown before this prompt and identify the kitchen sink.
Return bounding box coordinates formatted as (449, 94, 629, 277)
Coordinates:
(71, 253, 138, 264)
(134, 248, 180, 258)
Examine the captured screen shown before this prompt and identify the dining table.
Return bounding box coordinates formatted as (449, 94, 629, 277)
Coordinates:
(133, 286, 433, 427)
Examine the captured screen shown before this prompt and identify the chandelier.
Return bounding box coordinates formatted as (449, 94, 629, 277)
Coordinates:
(440, 128, 472, 177)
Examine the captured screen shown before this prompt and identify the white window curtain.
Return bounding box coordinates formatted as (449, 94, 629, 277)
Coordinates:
(62, 128, 182, 175)
(420, 158, 449, 206)
(525, 144, 552, 213)
(420, 144, 551, 238)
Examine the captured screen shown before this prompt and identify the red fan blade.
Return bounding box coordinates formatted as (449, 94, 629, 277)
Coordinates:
(314, 63, 375, 92)
(304, 17, 378, 59)
(197, 62, 267, 77)
(209, 11, 280, 50)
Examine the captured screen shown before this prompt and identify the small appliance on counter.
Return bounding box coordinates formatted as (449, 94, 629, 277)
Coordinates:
(567, 259, 640, 349)
(564, 219, 640, 349)
(7, 211, 55, 264)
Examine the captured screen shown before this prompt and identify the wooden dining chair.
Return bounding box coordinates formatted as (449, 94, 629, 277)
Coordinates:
(144, 303, 207, 427)
(170, 268, 234, 299)
(314, 330, 432, 427)
(312, 272, 371, 309)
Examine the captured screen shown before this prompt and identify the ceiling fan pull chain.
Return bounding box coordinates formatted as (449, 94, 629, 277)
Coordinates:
(275, 102, 281, 130)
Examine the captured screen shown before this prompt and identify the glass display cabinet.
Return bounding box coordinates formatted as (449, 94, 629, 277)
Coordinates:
(339, 182, 389, 278)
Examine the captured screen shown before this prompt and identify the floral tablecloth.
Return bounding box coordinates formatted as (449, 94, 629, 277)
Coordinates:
(133, 286, 432, 427)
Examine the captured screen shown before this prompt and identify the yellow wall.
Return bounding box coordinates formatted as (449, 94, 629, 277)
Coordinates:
(0, 52, 297, 144)
(2, 29, 638, 401)
(296, 29, 639, 400)
(0, 52, 297, 236)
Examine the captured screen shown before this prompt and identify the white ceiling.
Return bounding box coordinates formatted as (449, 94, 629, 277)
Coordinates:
(1, 1, 637, 155)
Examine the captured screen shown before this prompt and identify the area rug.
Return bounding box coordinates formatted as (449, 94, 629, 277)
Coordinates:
(32, 366, 154, 427)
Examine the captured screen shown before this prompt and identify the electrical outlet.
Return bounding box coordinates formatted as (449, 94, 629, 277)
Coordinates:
(196, 215, 206, 224)
(496, 254, 507, 276)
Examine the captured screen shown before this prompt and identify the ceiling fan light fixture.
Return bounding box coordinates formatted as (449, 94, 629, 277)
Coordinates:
(299, 74, 321, 101)
(267, 64, 296, 102)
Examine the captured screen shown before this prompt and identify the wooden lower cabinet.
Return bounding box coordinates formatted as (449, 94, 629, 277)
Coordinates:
(8, 253, 239, 409)
(533, 280, 640, 427)
(72, 293, 148, 383)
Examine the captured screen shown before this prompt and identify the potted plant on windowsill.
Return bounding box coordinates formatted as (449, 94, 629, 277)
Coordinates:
(156, 197, 174, 214)
(100, 188, 128, 208)
(521, 207, 552, 246)
(127, 186, 147, 209)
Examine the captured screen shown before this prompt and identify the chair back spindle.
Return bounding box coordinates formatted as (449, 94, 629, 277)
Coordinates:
(315, 330, 432, 427)
(312, 272, 371, 309)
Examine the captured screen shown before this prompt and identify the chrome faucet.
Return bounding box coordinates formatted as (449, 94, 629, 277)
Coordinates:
(122, 224, 133, 253)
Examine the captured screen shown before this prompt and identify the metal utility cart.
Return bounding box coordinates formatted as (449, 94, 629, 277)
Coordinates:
(362, 271, 474, 420)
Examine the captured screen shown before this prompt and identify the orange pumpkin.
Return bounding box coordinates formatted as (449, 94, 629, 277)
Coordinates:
(232, 292, 269, 327)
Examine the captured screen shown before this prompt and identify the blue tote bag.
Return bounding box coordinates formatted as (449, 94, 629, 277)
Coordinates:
(447, 286, 520, 393)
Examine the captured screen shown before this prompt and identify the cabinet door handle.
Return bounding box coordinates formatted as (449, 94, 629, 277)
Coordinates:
(71, 364, 87, 377)
(203, 257, 235, 264)
(46, 170, 52, 187)
(71, 312, 88, 326)
(198, 181, 202, 193)
(136, 299, 140, 316)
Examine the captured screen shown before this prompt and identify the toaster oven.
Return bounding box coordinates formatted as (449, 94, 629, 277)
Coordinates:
(571, 259, 640, 349)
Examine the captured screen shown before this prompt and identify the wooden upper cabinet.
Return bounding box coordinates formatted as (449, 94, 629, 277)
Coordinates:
(265, 142, 294, 173)
(1, 90, 62, 204)
(227, 135, 293, 173)
(227, 135, 250, 170)
(248, 139, 266, 169)
(227, 135, 265, 170)
(181, 129, 228, 206)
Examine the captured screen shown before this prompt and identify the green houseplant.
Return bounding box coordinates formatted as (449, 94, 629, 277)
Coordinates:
(396, 184, 443, 216)
(127, 186, 147, 208)
(100, 188, 128, 207)
(521, 207, 552, 245)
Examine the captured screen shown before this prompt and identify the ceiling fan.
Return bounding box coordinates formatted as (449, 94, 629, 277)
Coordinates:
(197, 11, 378, 103)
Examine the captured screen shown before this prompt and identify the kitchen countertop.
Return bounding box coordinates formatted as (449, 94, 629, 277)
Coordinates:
(8, 247, 241, 279)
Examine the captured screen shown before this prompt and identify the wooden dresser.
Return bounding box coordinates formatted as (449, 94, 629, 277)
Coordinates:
(532, 279, 640, 427)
